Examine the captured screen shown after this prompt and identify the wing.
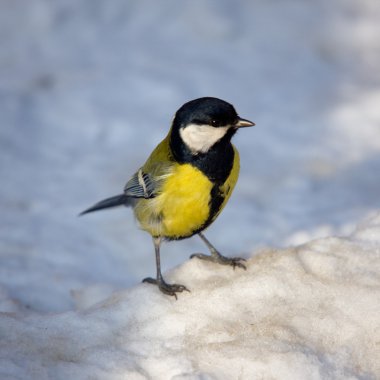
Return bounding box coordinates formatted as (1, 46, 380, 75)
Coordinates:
(124, 136, 175, 199)
(124, 169, 156, 199)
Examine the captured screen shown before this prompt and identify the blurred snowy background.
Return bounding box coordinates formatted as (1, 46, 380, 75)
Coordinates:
(1, 1, 380, 378)
(0, 0, 379, 312)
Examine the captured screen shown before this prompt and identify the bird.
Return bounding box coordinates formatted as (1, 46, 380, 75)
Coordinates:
(80, 97, 254, 298)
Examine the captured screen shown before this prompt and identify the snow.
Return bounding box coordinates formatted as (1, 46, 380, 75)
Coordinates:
(1, 0, 380, 378)
(1, 213, 380, 379)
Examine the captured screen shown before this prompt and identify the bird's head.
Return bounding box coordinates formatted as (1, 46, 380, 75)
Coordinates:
(171, 97, 255, 155)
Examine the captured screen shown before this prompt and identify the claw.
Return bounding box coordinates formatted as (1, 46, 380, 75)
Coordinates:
(229, 257, 247, 270)
(195, 233, 247, 270)
(190, 253, 247, 270)
(143, 277, 190, 299)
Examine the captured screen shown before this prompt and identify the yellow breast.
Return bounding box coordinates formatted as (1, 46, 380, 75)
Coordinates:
(134, 164, 213, 239)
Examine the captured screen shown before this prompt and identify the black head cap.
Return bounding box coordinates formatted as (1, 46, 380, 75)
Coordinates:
(172, 97, 239, 129)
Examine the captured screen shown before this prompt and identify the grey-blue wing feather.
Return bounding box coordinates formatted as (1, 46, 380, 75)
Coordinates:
(124, 169, 156, 199)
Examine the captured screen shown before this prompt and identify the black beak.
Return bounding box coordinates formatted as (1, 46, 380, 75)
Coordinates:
(235, 117, 255, 128)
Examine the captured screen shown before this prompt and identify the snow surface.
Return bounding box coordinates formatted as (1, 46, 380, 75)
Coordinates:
(1, 0, 380, 378)
(1, 213, 380, 379)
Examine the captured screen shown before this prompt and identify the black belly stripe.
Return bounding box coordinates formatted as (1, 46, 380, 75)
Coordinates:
(166, 182, 226, 240)
(167, 128, 236, 238)
(200, 183, 225, 231)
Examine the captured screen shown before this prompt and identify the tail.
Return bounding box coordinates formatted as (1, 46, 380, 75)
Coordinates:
(79, 194, 131, 216)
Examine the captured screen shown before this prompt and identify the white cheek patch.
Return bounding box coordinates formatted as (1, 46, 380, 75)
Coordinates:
(179, 124, 229, 154)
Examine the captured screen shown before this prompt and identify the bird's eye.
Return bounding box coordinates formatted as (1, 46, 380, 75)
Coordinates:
(210, 119, 218, 127)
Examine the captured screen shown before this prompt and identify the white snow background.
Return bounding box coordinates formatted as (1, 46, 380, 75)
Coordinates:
(0, 0, 380, 379)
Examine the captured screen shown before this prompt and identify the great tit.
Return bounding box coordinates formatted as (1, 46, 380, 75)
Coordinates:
(81, 97, 254, 298)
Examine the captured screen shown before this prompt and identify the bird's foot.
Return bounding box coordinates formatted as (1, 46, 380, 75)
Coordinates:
(143, 277, 190, 299)
(190, 252, 247, 270)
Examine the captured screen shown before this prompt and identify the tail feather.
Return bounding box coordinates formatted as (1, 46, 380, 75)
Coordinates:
(79, 194, 130, 216)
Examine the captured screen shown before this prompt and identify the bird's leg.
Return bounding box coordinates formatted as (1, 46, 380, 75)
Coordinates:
(143, 237, 189, 299)
(190, 232, 247, 270)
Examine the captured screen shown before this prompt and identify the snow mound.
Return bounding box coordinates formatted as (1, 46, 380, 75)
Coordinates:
(1, 214, 380, 379)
